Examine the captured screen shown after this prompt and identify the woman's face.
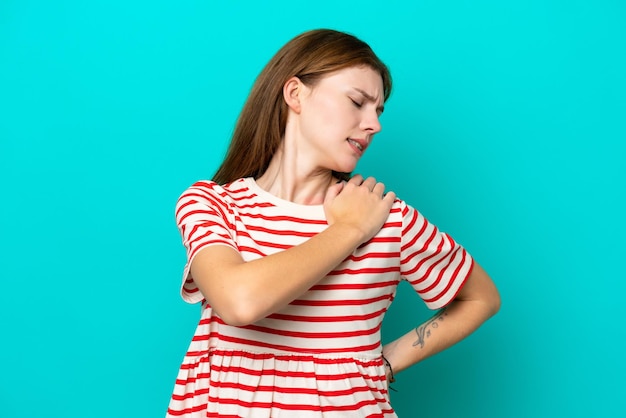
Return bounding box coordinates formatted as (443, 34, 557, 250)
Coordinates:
(293, 66, 385, 174)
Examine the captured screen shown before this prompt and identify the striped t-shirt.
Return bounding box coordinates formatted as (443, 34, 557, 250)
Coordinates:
(166, 177, 473, 418)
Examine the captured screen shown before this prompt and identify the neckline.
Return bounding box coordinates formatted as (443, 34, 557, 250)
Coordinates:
(243, 177, 326, 215)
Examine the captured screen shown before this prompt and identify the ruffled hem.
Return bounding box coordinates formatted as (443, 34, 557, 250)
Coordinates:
(166, 349, 396, 418)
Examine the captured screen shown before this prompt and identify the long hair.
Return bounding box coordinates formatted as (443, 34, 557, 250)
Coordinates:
(212, 29, 392, 185)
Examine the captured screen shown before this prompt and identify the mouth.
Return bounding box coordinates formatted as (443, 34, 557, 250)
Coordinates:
(347, 138, 367, 153)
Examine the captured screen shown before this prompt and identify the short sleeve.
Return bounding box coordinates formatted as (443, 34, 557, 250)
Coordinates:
(399, 201, 474, 310)
(175, 181, 238, 304)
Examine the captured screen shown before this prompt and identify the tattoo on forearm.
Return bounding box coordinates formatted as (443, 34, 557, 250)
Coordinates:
(412, 309, 448, 349)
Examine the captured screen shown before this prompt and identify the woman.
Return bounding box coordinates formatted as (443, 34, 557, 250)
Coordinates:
(167, 29, 500, 417)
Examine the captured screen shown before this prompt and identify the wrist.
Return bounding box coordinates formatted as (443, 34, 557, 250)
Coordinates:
(382, 354, 395, 384)
(326, 222, 367, 245)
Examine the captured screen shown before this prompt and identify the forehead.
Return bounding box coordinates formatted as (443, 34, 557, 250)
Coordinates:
(315, 66, 384, 102)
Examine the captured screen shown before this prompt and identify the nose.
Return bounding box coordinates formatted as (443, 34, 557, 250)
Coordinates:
(361, 110, 382, 134)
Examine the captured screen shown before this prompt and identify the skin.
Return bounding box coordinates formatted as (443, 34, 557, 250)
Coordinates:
(257, 66, 385, 204)
(382, 263, 500, 382)
(189, 66, 501, 382)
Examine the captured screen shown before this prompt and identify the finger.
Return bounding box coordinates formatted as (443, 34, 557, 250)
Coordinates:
(324, 181, 345, 202)
(373, 181, 386, 197)
(382, 190, 396, 205)
(348, 174, 364, 185)
(361, 176, 377, 191)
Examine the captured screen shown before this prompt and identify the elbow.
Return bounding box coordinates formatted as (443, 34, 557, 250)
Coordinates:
(463, 283, 501, 320)
(218, 308, 258, 327)
(486, 287, 502, 318)
(209, 295, 267, 327)
(490, 293, 501, 317)
(196, 283, 268, 326)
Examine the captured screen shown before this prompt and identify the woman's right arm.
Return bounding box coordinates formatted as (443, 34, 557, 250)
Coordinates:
(189, 176, 396, 326)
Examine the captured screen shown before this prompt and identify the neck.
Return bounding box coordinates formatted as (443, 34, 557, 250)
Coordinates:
(255, 146, 335, 205)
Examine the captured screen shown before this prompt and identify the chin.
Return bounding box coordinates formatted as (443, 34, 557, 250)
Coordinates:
(334, 160, 359, 174)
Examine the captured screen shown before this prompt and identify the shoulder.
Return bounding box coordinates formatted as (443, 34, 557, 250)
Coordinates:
(389, 196, 433, 237)
(175, 179, 247, 218)
(390, 195, 412, 218)
(181, 179, 227, 196)
(178, 178, 248, 203)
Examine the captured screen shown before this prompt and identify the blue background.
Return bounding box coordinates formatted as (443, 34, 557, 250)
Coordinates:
(1, 1, 625, 417)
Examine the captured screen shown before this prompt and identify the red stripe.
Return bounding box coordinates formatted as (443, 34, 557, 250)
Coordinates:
(167, 403, 207, 416)
(185, 219, 230, 238)
(328, 266, 399, 275)
(417, 246, 461, 293)
(400, 204, 418, 238)
(246, 224, 318, 237)
(182, 350, 382, 367)
(243, 212, 327, 225)
(182, 286, 199, 295)
(401, 226, 436, 266)
(176, 367, 384, 384)
(171, 387, 209, 401)
(237, 245, 266, 257)
(365, 236, 400, 244)
(189, 233, 234, 252)
(247, 238, 294, 250)
(203, 396, 385, 413)
(382, 221, 402, 228)
(401, 222, 434, 262)
(290, 294, 391, 307)
(267, 307, 387, 322)
(232, 201, 274, 209)
(221, 181, 248, 194)
(422, 249, 470, 304)
(310, 280, 398, 291)
(207, 333, 381, 354)
(177, 193, 229, 223)
(408, 237, 459, 287)
(199, 193, 233, 224)
(174, 198, 198, 219)
(194, 307, 389, 325)
(206, 381, 384, 398)
(401, 229, 444, 278)
(348, 251, 399, 261)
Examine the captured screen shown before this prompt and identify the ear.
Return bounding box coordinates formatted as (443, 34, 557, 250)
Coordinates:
(283, 76, 304, 114)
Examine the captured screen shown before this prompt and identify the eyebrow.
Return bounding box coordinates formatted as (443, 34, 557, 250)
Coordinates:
(354, 88, 385, 114)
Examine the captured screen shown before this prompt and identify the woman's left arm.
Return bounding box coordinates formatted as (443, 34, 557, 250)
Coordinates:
(382, 262, 501, 378)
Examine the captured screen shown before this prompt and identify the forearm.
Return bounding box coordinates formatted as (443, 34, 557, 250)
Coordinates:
(382, 298, 496, 375)
(192, 222, 365, 325)
(383, 262, 500, 375)
(234, 223, 365, 316)
(192, 176, 396, 326)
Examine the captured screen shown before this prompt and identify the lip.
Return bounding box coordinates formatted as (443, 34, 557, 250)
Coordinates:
(347, 138, 368, 155)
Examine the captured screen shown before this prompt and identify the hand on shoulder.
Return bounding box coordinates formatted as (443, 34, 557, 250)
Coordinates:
(323, 174, 396, 243)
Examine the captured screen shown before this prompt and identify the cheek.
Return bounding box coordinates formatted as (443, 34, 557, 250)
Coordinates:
(315, 97, 350, 126)
(302, 102, 337, 135)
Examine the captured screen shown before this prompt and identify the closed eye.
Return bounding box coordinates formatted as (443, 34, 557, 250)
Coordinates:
(350, 98, 363, 108)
